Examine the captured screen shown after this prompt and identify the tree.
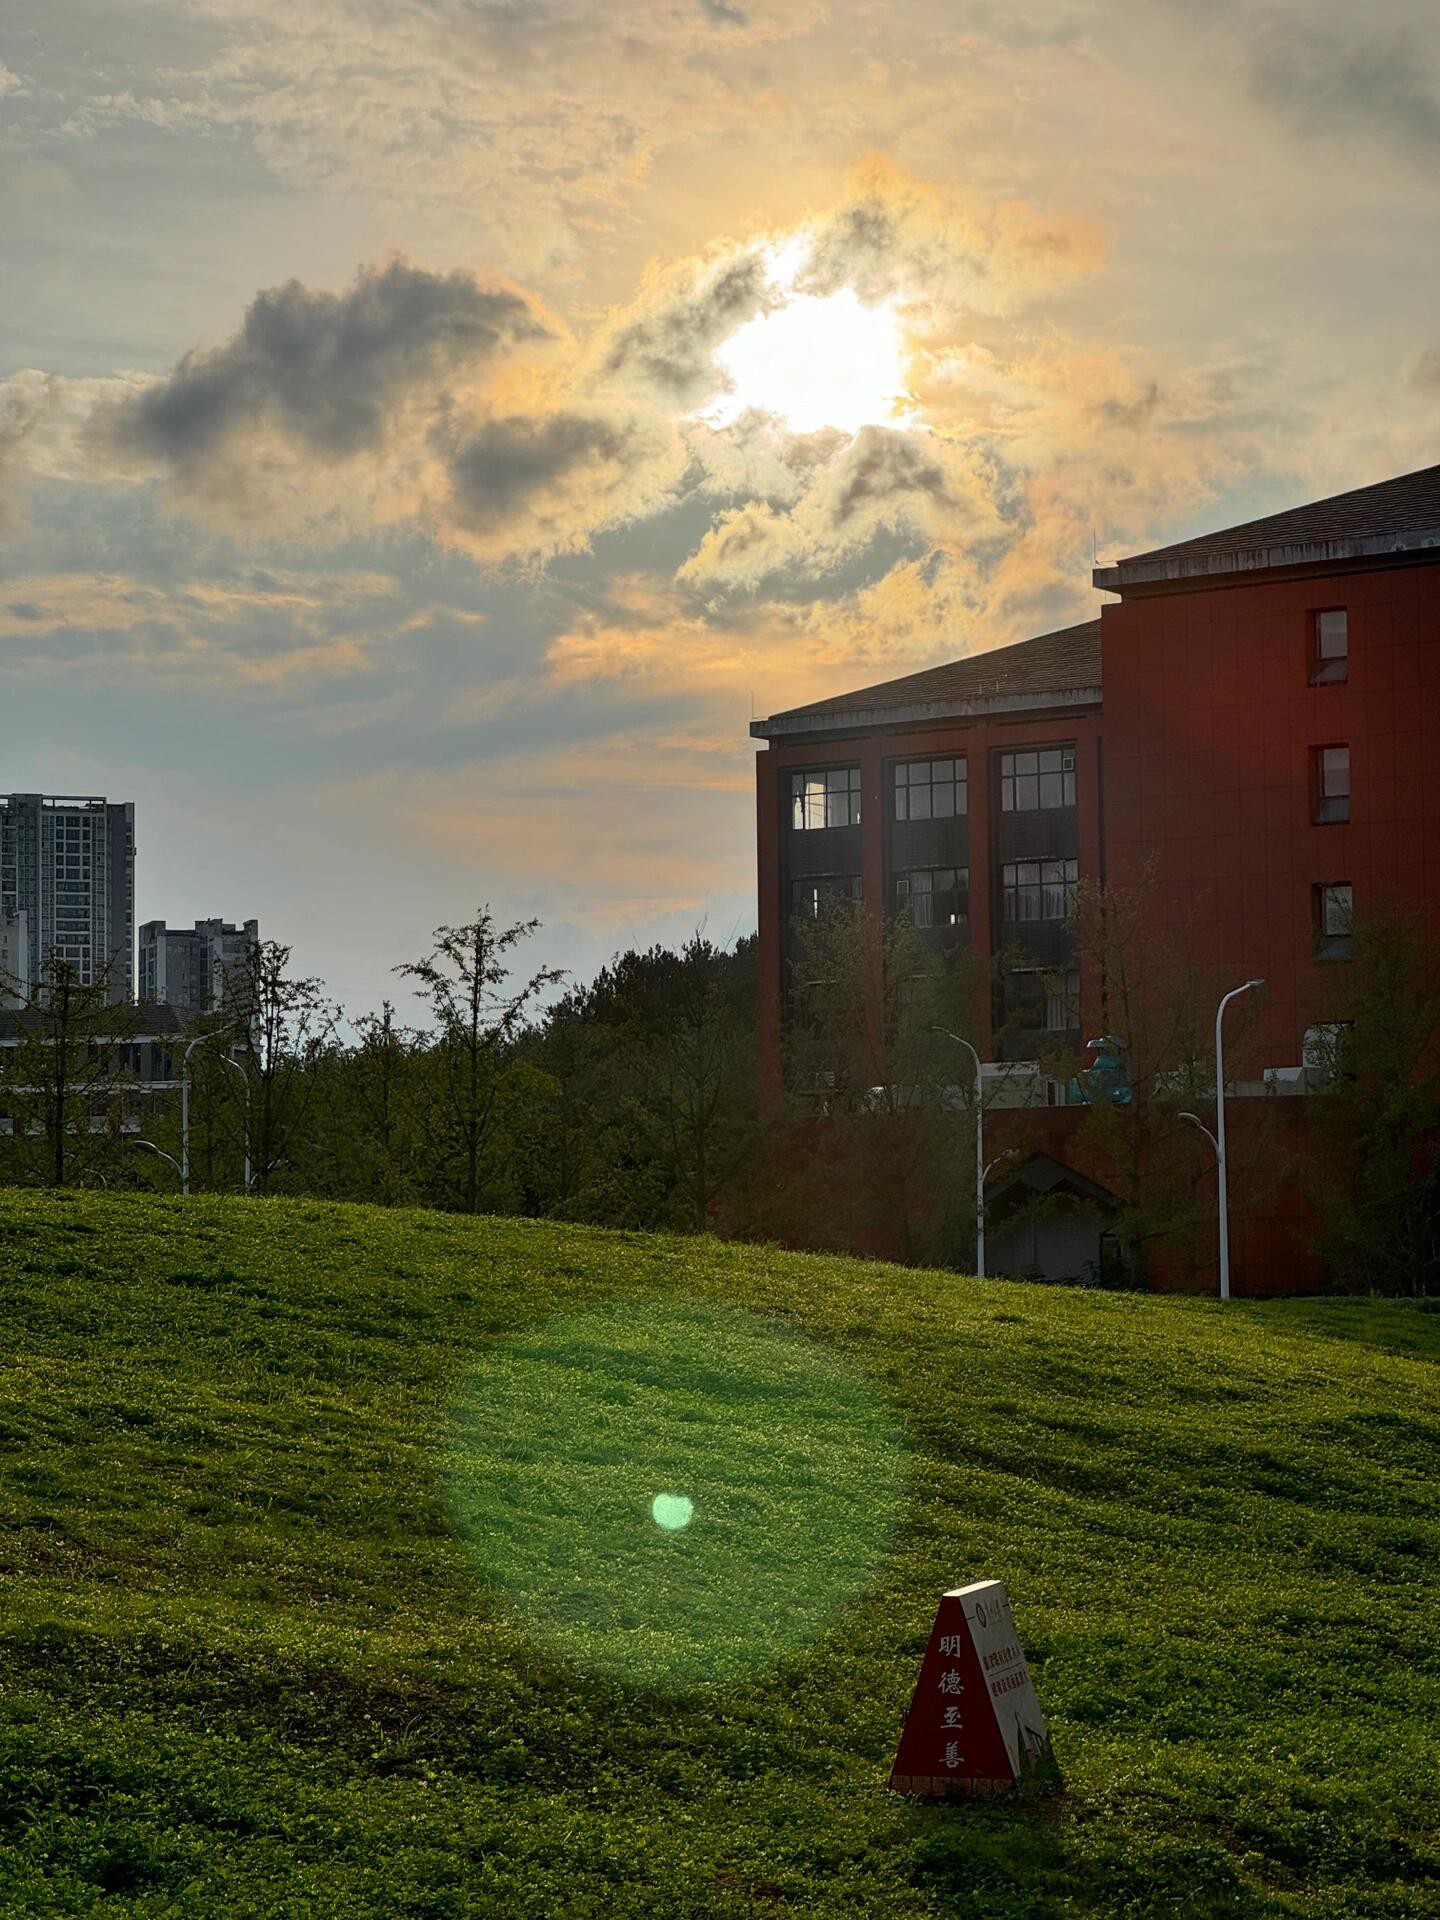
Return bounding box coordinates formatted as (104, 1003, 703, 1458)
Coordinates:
(398, 909, 562, 1215)
(777, 898, 992, 1266)
(1066, 869, 1276, 1288)
(0, 952, 142, 1189)
(218, 940, 339, 1196)
(1306, 903, 1440, 1296)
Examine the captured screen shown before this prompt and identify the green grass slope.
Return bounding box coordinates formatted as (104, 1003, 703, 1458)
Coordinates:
(1, 1193, 1438, 1919)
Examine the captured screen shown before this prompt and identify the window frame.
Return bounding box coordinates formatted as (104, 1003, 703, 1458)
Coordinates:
(788, 765, 862, 832)
(789, 873, 863, 920)
(1000, 856, 1079, 924)
(1309, 608, 1349, 686)
(895, 865, 970, 930)
(893, 756, 968, 823)
(1314, 880, 1354, 960)
(1313, 744, 1351, 825)
(1000, 746, 1077, 813)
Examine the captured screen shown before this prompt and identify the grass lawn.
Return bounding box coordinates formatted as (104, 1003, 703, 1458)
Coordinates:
(1, 1191, 1438, 1917)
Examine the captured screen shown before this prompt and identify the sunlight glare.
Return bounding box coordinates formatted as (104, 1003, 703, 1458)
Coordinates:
(702, 262, 913, 437)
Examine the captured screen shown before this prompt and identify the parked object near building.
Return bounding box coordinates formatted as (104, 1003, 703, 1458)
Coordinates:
(139, 918, 260, 1017)
(0, 794, 135, 1003)
(751, 460, 1440, 1294)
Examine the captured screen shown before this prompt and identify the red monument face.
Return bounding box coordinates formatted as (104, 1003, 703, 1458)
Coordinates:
(888, 1579, 1057, 1797)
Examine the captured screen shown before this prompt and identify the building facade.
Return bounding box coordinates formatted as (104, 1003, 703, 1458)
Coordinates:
(139, 917, 260, 1017)
(0, 911, 29, 1008)
(751, 461, 1440, 1295)
(0, 794, 135, 1003)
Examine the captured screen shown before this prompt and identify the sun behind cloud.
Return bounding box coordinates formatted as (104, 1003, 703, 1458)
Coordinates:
(699, 242, 914, 436)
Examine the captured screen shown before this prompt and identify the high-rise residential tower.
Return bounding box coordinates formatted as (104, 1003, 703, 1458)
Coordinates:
(0, 794, 135, 1002)
(138, 918, 260, 1017)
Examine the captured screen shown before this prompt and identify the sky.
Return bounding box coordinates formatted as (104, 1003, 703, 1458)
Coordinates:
(4, 0, 1440, 1015)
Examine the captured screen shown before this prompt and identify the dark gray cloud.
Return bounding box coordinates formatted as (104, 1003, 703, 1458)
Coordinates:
(602, 252, 776, 404)
(439, 408, 684, 558)
(828, 427, 951, 526)
(1248, 21, 1440, 156)
(105, 258, 552, 470)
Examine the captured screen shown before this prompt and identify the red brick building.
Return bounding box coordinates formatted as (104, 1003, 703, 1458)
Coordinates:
(751, 462, 1440, 1294)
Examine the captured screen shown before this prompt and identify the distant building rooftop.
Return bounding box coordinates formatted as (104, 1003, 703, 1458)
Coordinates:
(750, 619, 1101, 741)
(1094, 461, 1440, 593)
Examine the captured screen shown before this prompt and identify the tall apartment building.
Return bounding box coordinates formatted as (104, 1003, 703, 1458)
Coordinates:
(0, 911, 29, 1008)
(0, 795, 135, 1003)
(751, 459, 1440, 1294)
(138, 918, 259, 1017)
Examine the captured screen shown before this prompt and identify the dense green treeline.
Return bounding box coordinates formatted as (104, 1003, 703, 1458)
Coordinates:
(4, 898, 1440, 1291)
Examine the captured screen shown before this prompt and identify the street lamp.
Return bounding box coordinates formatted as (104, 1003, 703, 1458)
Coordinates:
(1181, 977, 1264, 1302)
(930, 1026, 987, 1278)
(131, 1138, 182, 1183)
(181, 1032, 252, 1197)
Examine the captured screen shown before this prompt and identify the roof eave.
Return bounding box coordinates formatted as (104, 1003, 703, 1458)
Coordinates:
(750, 684, 1102, 742)
(1094, 523, 1440, 593)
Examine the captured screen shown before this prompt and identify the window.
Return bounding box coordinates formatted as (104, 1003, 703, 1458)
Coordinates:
(1006, 967, 1080, 1035)
(1303, 1021, 1354, 1080)
(896, 867, 969, 929)
(790, 875, 862, 918)
(790, 767, 861, 830)
(1314, 745, 1351, 824)
(1310, 609, 1348, 685)
(1000, 747, 1076, 812)
(1315, 882, 1353, 959)
(894, 757, 967, 821)
(1002, 857, 1078, 922)
(1045, 968, 1081, 1034)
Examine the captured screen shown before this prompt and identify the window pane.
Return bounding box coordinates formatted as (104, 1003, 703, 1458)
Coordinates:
(894, 788, 909, 821)
(1017, 775, 1038, 810)
(1317, 610, 1348, 658)
(933, 783, 954, 819)
(1039, 772, 1064, 809)
(1323, 747, 1350, 794)
(910, 785, 931, 820)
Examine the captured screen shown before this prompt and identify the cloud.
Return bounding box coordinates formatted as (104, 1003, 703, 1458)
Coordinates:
(679, 425, 1003, 591)
(799, 155, 1103, 316)
(1246, 18, 1440, 157)
(437, 406, 687, 562)
(99, 257, 552, 488)
(599, 248, 778, 405)
(0, 369, 147, 525)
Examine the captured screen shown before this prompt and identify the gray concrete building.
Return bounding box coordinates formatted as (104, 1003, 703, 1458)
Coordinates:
(0, 910, 29, 1008)
(0, 794, 135, 1002)
(139, 917, 259, 1016)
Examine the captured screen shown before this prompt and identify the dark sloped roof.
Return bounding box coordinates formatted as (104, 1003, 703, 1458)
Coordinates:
(0, 1002, 190, 1040)
(751, 618, 1101, 739)
(1096, 462, 1440, 591)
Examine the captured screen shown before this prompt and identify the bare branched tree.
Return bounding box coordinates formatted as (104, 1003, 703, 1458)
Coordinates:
(397, 908, 563, 1214)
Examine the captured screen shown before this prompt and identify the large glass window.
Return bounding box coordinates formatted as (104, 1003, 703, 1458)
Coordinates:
(790, 875, 862, 918)
(1000, 747, 1076, 812)
(1310, 609, 1348, 685)
(1314, 745, 1351, 824)
(896, 866, 968, 929)
(790, 767, 861, 830)
(1002, 857, 1078, 922)
(894, 757, 967, 821)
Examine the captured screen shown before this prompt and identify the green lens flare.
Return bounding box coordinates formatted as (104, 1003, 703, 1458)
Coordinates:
(651, 1492, 694, 1532)
(446, 1301, 904, 1690)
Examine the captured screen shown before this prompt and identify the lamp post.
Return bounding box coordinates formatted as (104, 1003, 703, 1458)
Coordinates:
(131, 1138, 182, 1183)
(1180, 977, 1264, 1302)
(930, 1026, 987, 1278)
(181, 1032, 251, 1196)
